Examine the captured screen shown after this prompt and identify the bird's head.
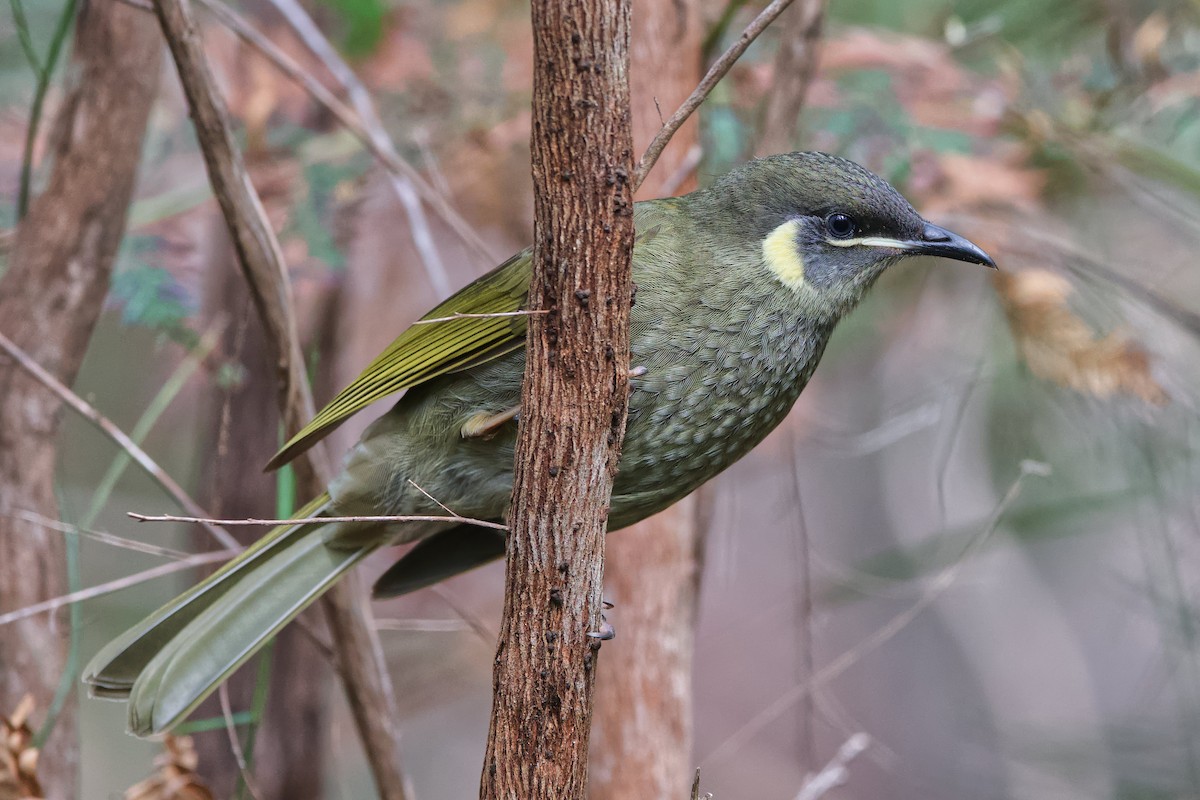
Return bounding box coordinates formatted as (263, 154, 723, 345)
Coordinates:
(699, 151, 995, 320)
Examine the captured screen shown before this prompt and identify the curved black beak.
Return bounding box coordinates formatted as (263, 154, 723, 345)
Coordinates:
(911, 222, 996, 268)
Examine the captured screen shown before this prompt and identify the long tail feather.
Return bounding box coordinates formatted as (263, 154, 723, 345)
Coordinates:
(126, 521, 378, 735)
(83, 494, 333, 699)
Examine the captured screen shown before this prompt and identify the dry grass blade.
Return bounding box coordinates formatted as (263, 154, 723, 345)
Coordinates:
(127, 511, 507, 531)
(0, 695, 43, 799)
(125, 736, 215, 800)
(0, 551, 237, 627)
(994, 269, 1169, 406)
(701, 461, 1049, 767)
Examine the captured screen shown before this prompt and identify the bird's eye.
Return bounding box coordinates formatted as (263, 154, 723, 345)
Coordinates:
(825, 213, 857, 239)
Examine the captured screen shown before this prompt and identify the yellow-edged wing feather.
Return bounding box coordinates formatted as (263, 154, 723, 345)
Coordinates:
(266, 250, 532, 471)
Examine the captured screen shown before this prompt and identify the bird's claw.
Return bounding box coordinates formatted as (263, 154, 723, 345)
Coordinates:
(588, 602, 616, 640)
(587, 618, 616, 641)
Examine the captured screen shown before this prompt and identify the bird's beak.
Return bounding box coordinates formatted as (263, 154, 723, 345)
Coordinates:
(906, 222, 996, 268)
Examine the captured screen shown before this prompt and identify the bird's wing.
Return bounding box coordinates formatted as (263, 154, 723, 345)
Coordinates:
(266, 250, 533, 471)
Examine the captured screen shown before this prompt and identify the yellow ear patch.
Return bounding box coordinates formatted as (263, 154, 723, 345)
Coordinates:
(762, 219, 807, 292)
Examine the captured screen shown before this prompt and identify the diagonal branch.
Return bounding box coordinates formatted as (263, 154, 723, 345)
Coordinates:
(0, 331, 238, 551)
(152, 1, 410, 797)
(633, 0, 796, 192)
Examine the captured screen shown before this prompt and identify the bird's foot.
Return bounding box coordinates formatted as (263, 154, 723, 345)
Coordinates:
(460, 405, 520, 439)
(587, 598, 616, 640)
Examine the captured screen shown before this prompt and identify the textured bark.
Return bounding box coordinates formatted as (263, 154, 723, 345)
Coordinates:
(479, 0, 634, 796)
(590, 2, 706, 797)
(152, 2, 409, 797)
(191, 222, 329, 800)
(0, 4, 161, 797)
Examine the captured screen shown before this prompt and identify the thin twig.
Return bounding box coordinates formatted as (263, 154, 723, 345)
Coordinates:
(406, 479, 459, 517)
(634, 0, 795, 192)
(411, 309, 548, 325)
(793, 733, 870, 800)
(9, 510, 194, 560)
(701, 460, 1051, 766)
(153, 2, 410, 794)
(218, 683, 264, 800)
(0, 330, 238, 550)
(656, 143, 704, 198)
(373, 618, 474, 633)
(0, 550, 238, 626)
(429, 586, 495, 646)
(82, 320, 224, 529)
(128, 511, 508, 531)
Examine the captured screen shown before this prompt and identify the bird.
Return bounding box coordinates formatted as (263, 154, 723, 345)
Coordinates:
(84, 151, 995, 736)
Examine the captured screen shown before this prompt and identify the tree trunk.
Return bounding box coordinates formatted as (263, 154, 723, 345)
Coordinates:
(0, 4, 161, 797)
(191, 221, 330, 800)
(479, 0, 634, 796)
(590, 2, 706, 797)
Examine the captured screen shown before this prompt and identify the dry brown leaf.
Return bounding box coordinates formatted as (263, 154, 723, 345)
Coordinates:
(125, 736, 214, 800)
(0, 695, 43, 800)
(995, 269, 1168, 406)
(916, 148, 1047, 217)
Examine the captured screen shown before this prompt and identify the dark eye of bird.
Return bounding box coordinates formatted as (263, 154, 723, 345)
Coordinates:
(825, 213, 857, 239)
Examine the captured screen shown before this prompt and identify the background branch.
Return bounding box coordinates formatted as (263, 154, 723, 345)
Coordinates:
(633, 0, 795, 192)
(151, 1, 410, 796)
(0, 4, 161, 794)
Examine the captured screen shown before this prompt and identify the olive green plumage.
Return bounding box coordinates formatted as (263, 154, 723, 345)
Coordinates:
(84, 151, 994, 736)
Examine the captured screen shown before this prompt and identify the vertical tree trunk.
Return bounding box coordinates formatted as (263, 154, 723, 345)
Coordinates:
(479, 0, 634, 796)
(0, 4, 161, 797)
(590, 2, 706, 797)
(191, 222, 329, 800)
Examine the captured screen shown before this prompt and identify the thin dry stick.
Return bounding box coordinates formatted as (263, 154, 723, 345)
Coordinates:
(218, 682, 265, 800)
(128, 511, 507, 531)
(793, 732, 870, 800)
(153, 2, 409, 794)
(429, 586, 495, 646)
(0, 550, 238, 626)
(633, 0, 795, 191)
(10, 510, 194, 560)
(701, 460, 1050, 767)
(373, 618, 474, 633)
(0, 331, 238, 550)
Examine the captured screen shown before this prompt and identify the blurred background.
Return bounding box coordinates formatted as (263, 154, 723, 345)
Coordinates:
(3, 0, 1200, 797)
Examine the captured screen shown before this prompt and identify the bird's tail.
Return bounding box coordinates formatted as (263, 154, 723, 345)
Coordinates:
(83, 494, 379, 736)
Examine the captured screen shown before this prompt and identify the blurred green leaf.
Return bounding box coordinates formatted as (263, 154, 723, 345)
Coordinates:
(108, 259, 197, 347)
(314, 0, 387, 57)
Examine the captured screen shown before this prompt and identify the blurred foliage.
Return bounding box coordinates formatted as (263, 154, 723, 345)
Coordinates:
(314, 0, 387, 57)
